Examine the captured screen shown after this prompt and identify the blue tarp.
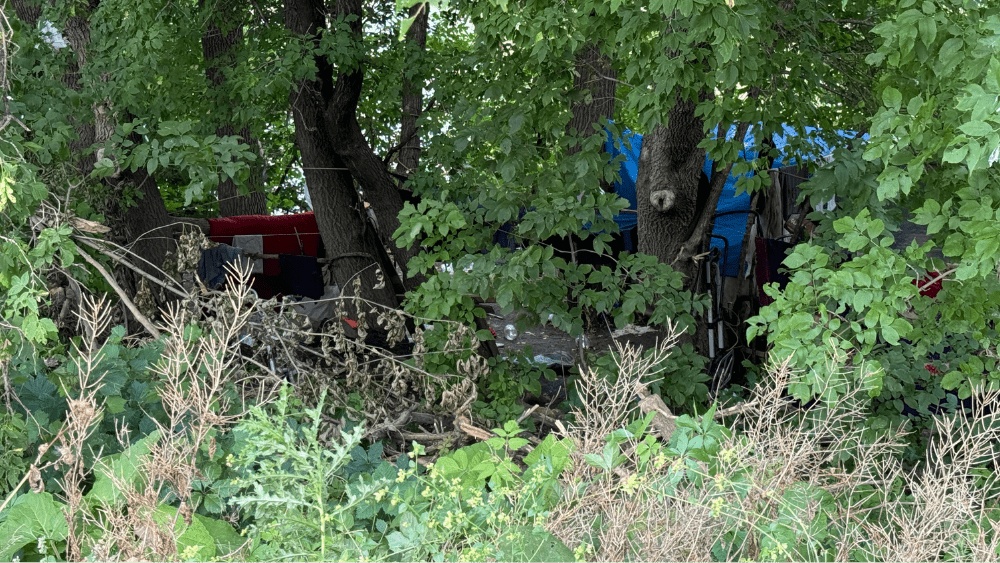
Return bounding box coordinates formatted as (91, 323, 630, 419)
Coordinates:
(605, 130, 642, 251)
(607, 125, 852, 276)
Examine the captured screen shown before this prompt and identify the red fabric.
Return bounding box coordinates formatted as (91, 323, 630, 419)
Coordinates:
(913, 271, 943, 299)
(208, 212, 322, 297)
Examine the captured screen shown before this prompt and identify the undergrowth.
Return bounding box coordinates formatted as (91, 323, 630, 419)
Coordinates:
(2, 263, 1000, 561)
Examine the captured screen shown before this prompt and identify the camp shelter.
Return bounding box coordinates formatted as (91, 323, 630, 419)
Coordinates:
(199, 212, 325, 300)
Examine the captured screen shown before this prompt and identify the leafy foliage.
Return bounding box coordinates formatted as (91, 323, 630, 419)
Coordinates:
(748, 0, 1000, 448)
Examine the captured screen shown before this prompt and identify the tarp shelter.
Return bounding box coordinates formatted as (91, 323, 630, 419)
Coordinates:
(203, 212, 324, 299)
(606, 125, 851, 275)
(604, 130, 642, 252)
(705, 125, 847, 277)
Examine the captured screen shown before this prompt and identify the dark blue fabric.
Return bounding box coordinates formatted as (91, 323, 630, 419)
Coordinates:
(279, 254, 324, 299)
(198, 245, 242, 289)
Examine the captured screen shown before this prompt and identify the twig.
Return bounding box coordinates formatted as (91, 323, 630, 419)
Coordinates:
(905, 266, 958, 303)
(73, 236, 189, 300)
(74, 243, 162, 339)
(74, 234, 187, 292)
(517, 403, 539, 424)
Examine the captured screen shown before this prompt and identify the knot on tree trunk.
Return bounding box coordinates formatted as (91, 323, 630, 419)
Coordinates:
(649, 189, 676, 212)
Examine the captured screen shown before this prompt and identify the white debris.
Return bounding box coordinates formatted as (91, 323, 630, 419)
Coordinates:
(610, 324, 656, 338)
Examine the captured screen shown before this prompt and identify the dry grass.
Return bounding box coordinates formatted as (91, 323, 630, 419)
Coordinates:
(546, 335, 1000, 562)
(54, 264, 262, 561)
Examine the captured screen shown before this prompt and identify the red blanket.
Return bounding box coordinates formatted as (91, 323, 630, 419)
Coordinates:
(209, 212, 321, 276)
(208, 212, 322, 298)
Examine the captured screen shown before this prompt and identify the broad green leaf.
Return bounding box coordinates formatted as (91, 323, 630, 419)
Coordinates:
(154, 504, 216, 561)
(943, 144, 969, 163)
(940, 370, 963, 390)
(882, 87, 902, 109)
(87, 430, 161, 505)
(959, 121, 993, 137)
(0, 492, 68, 561)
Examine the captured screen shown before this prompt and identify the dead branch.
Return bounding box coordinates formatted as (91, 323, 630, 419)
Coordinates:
(73, 243, 161, 339)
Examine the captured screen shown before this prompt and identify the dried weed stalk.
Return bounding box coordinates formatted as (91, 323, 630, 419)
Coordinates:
(59, 294, 112, 561)
(86, 262, 259, 561)
(841, 384, 1000, 562)
(548, 340, 1000, 562)
(236, 272, 483, 444)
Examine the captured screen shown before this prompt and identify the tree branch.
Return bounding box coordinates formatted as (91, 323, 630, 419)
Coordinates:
(676, 121, 752, 264)
(74, 243, 162, 339)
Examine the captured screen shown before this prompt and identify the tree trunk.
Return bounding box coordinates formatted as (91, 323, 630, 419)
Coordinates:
(637, 97, 749, 354)
(202, 3, 267, 217)
(10, 0, 41, 25)
(285, 0, 399, 311)
(394, 2, 428, 181)
(115, 164, 176, 277)
(566, 42, 616, 158)
(321, 0, 422, 292)
(636, 99, 707, 275)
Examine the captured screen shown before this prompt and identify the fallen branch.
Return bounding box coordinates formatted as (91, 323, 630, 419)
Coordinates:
(364, 406, 417, 442)
(455, 414, 491, 441)
(73, 236, 189, 300)
(74, 243, 161, 339)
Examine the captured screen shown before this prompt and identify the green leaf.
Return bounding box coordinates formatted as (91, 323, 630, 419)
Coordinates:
(943, 144, 969, 163)
(832, 216, 855, 234)
(938, 37, 964, 65)
(87, 430, 161, 505)
(940, 370, 963, 390)
(496, 526, 574, 562)
(882, 324, 900, 346)
(154, 504, 217, 561)
(508, 112, 525, 134)
(959, 121, 993, 137)
(918, 16, 936, 46)
(195, 513, 242, 554)
(882, 87, 902, 109)
(500, 161, 517, 183)
(105, 396, 128, 414)
(0, 492, 68, 561)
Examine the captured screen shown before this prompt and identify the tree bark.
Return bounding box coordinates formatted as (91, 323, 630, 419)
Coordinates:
(565, 42, 616, 159)
(321, 0, 421, 292)
(394, 2, 428, 181)
(636, 96, 749, 356)
(636, 99, 707, 274)
(202, 2, 268, 217)
(10, 0, 41, 27)
(285, 0, 399, 311)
